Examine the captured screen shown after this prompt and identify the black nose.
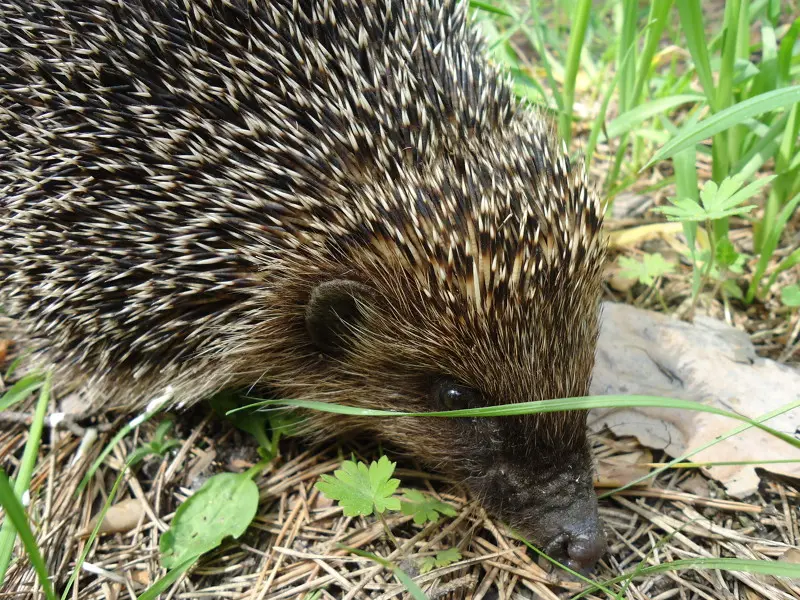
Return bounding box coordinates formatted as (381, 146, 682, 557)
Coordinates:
(565, 525, 606, 572)
(544, 517, 606, 574)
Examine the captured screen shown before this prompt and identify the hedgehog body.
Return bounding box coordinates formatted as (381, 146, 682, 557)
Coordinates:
(1, 0, 606, 571)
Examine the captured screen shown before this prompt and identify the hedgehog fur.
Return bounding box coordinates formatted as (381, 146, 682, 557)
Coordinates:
(1, 0, 607, 571)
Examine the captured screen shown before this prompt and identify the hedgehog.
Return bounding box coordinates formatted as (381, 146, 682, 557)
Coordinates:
(0, 0, 607, 573)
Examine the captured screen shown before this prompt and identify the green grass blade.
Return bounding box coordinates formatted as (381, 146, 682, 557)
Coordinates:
(777, 17, 800, 88)
(61, 458, 131, 600)
(0, 471, 56, 600)
(617, 0, 638, 112)
(645, 85, 800, 168)
(514, 533, 618, 597)
(605, 94, 704, 139)
(0, 372, 51, 583)
(631, 0, 674, 106)
(576, 558, 800, 598)
(764, 247, 800, 293)
(716, 0, 742, 113)
(748, 191, 800, 301)
(558, 0, 592, 143)
(241, 395, 800, 451)
(732, 112, 789, 181)
(469, 0, 512, 17)
(585, 47, 633, 164)
(136, 557, 197, 600)
(675, 0, 717, 108)
(339, 546, 429, 600)
(0, 373, 45, 412)
(75, 387, 173, 496)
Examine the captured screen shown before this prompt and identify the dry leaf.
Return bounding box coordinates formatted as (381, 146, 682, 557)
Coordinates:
(595, 449, 653, 488)
(779, 548, 800, 584)
(678, 474, 711, 498)
(589, 302, 800, 498)
(780, 547, 800, 564)
(80, 497, 145, 537)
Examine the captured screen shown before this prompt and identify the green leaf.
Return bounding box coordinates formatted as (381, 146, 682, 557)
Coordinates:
(676, 0, 716, 106)
(468, 0, 511, 17)
(136, 556, 197, 600)
(211, 391, 273, 452)
(315, 456, 401, 517)
(618, 253, 675, 286)
(655, 175, 774, 222)
(646, 85, 800, 168)
(781, 285, 800, 307)
(400, 490, 458, 525)
(159, 472, 259, 569)
(714, 239, 740, 269)
(0, 373, 51, 584)
(420, 548, 462, 574)
(722, 279, 744, 301)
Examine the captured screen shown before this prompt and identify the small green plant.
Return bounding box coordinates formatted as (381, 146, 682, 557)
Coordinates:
(420, 547, 462, 574)
(0, 372, 51, 587)
(618, 252, 675, 310)
(653, 174, 773, 312)
(212, 390, 298, 460)
(315, 455, 401, 518)
(127, 419, 182, 467)
(400, 489, 458, 525)
(474, 0, 800, 306)
(781, 284, 800, 308)
(618, 253, 675, 287)
(159, 466, 266, 569)
(314, 456, 461, 597)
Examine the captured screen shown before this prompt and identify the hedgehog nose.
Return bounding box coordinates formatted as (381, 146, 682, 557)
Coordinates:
(564, 525, 606, 572)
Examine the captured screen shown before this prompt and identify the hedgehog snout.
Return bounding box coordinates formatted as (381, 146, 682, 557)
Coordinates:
(543, 508, 606, 574)
(478, 456, 606, 573)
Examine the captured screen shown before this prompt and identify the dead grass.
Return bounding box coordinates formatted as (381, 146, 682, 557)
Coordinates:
(1, 378, 800, 600)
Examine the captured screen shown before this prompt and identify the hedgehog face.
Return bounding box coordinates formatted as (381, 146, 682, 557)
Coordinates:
(426, 379, 605, 575)
(304, 273, 606, 573)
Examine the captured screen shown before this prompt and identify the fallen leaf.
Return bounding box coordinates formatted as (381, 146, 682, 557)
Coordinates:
(80, 498, 145, 537)
(595, 450, 653, 488)
(779, 548, 800, 584)
(780, 547, 800, 564)
(678, 474, 711, 498)
(589, 302, 800, 498)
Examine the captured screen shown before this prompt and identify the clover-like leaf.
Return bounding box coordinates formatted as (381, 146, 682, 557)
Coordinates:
(420, 547, 462, 573)
(315, 456, 401, 517)
(654, 175, 774, 222)
(781, 284, 800, 307)
(618, 253, 675, 286)
(400, 489, 458, 525)
(714, 238, 740, 269)
(159, 472, 259, 569)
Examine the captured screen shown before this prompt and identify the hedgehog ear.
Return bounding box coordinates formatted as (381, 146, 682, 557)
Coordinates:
(305, 279, 374, 355)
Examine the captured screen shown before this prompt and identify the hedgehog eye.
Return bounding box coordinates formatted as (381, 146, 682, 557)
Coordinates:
(432, 378, 480, 411)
